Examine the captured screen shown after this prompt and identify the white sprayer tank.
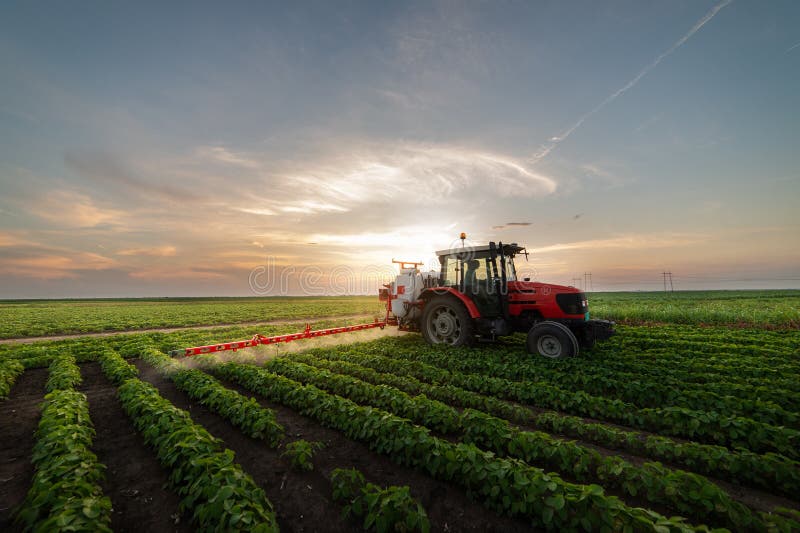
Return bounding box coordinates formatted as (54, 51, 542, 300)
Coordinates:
(389, 267, 425, 321)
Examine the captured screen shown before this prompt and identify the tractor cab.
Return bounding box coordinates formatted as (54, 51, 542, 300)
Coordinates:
(436, 242, 523, 318)
(381, 237, 614, 358)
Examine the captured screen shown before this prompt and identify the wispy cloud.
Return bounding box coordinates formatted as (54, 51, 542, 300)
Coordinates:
(64, 150, 206, 203)
(531, 0, 733, 164)
(204, 140, 558, 218)
(26, 190, 126, 228)
(128, 267, 229, 281)
(282, 142, 558, 204)
(117, 245, 177, 257)
(534, 232, 709, 253)
(195, 146, 260, 169)
(534, 232, 708, 253)
(493, 222, 532, 230)
(786, 41, 800, 54)
(0, 251, 118, 279)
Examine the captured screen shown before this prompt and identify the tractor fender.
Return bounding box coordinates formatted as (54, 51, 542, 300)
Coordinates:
(419, 287, 481, 319)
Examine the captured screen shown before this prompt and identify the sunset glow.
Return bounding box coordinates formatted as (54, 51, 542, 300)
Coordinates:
(1, 1, 798, 297)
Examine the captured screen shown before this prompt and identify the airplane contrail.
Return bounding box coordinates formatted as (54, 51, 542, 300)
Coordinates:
(531, 0, 733, 164)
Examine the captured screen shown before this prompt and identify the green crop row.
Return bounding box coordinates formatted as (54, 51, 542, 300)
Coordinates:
(580, 352, 800, 395)
(330, 468, 430, 533)
(15, 389, 112, 532)
(605, 325, 800, 352)
(258, 355, 771, 530)
(586, 290, 800, 329)
(396, 344, 798, 426)
(370, 343, 800, 458)
(112, 375, 279, 532)
(285, 351, 800, 498)
(0, 296, 382, 339)
(305, 341, 795, 458)
(460, 410, 796, 532)
(45, 354, 82, 392)
(98, 346, 139, 384)
(590, 339, 799, 371)
(591, 350, 799, 381)
(209, 361, 704, 531)
(540, 361, 799, 412)
(138, 345, 285, 446)
(0, 359, 24, 399)
(606, 335, 794, 360)
(262, 358, 461, 434)
(444, 334, 800, 409)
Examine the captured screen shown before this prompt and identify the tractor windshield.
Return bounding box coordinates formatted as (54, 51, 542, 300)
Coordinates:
(439, 249, 517, 286)
(441, 253, 490, 287)
(503, 255, 517, 281)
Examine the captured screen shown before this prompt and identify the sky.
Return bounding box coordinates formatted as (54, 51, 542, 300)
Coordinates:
(1, 0, 798, 297)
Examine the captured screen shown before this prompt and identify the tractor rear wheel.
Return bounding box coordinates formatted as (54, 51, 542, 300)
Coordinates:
(421, 295, 474, 347)
(527, 321, 579, 358)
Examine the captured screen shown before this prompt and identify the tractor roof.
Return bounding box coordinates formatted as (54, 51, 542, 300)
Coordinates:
(435, 242, 526, 257)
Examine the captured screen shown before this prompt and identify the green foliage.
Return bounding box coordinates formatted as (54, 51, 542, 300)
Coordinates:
(338, 337, 800, 459)
(264, 358, 462, 434)
(211, 361, 702, 531)
(0, 296, 382, 339)
(114, 377, 278, 532)
(97, 346, 139, 384)
(588, 290, 800, 328)
(15, 389, 112, 532)
(290, 348, 800, 498)
(139, 345, 284, 446)
(281, 439, 324, 471)
(45, 354, 82, 392)
(0, 359, 24, 399)
(264, 351, 761, 529)
(331, 468, 430, 533)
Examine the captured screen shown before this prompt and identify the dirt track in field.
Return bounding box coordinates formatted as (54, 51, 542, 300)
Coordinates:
(133, 359, 535, 533)
(0, 313, 376, 345)
(0, 368, 47, 531)
(78, 363, 191, 533)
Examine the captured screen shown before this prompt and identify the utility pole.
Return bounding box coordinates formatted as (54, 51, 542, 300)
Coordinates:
(572, 277, 582, 290)
(583, 272, 593, 293)
(663, 271, 674, 293)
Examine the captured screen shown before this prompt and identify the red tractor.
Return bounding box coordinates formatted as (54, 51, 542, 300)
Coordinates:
(381, 240, 614, 358)
(173, 238, 614, 359)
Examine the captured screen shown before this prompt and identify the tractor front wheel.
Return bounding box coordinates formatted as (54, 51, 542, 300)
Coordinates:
(421, 296, 474, 347)
(527, 321, 579, 358)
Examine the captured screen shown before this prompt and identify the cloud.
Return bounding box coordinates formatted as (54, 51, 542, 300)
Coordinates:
(128, 267, 228, 281)
(278, 201, 349, 214)
(117, 245, 177, 257)
(531, 0, 733, 164)
(0, 231, 37, 247)
(195, 146, 260, 169)
(282, 142, 557, 205)
(26, 190, 126, 228)
(493, 222, 532, 230)
(534, 233, 708, 254)
(236, 207, 278, 216)
(64, 150, 205, 203)
(0, 251, 118, 279)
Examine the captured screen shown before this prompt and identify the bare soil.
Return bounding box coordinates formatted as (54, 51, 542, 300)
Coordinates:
(0, 368, 47, 531)
(78, 362, 192, 533)
(133, 359, 536, 532)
